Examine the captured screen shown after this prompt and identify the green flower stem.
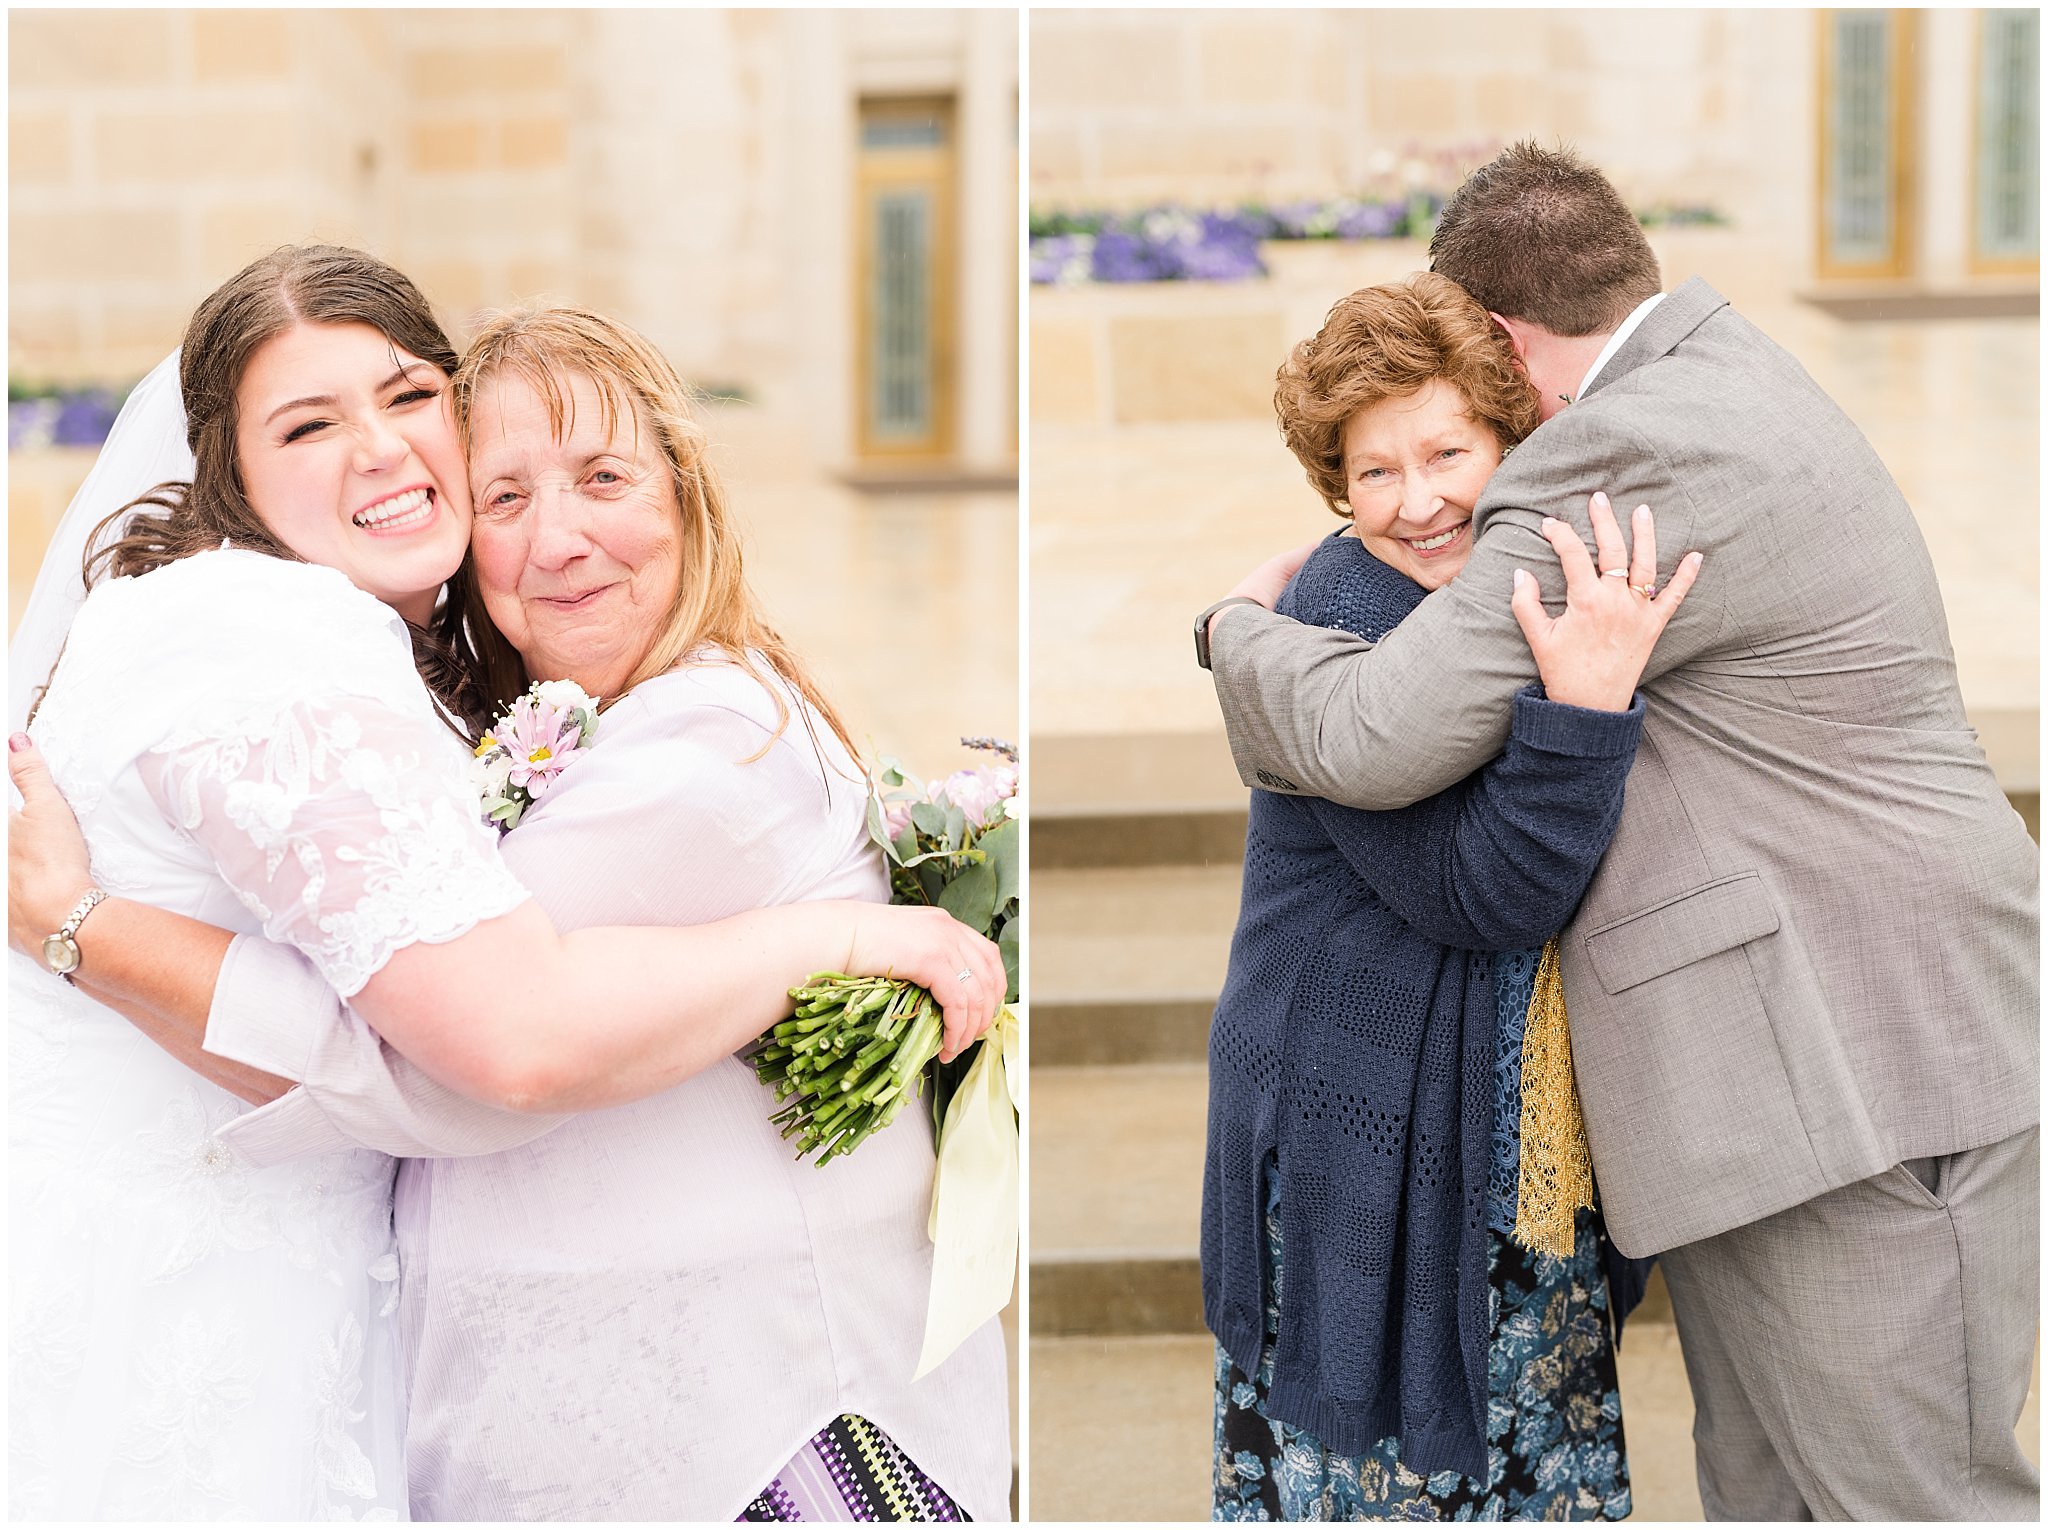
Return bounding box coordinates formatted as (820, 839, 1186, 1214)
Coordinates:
(749, 974, 954, 1164)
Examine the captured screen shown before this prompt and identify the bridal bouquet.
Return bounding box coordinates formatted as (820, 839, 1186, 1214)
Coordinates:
(750, 738, 1022, 1376)
(752, 740, 1019, 1158)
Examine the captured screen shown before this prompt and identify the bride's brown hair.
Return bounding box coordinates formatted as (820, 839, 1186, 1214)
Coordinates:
(79, 244, 490, 732)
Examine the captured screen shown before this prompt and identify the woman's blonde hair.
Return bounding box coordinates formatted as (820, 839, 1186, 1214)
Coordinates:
(450, 304, 855, 759)
(1274, 270, 1540, 517)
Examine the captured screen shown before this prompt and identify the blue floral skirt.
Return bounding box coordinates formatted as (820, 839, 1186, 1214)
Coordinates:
(1213, 1190, 1630, 1521)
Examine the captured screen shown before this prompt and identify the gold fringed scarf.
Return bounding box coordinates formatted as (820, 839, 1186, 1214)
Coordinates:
(1511, 938, 1594, 1257)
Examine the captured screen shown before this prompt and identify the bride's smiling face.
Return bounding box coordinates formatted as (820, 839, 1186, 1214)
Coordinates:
(234, 321, 472, 625)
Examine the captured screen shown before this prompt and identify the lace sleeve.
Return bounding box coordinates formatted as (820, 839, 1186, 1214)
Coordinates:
(143, 690, 530, 997)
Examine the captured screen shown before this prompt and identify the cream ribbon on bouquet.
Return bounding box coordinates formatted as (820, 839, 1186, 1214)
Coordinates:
(915, 1004, 1021, 1379)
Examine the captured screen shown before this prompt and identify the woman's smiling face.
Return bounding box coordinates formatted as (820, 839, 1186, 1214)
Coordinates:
(233, 321, 471, 625)
(465, 368, 683, 697)
(1341, 376, 1504, 590)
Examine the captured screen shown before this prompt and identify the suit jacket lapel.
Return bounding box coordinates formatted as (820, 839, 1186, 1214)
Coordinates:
(1578, 276, 1730, 400)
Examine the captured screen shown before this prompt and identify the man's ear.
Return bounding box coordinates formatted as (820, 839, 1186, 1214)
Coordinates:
(1489, 311, 1531, 367)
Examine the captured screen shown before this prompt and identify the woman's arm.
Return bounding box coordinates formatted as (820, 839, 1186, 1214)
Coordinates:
(7, 740, 285, 1104)
(356, 897, 983, 1113)
(1304, 690, 1642, 951)
(1300, 498, 1700, 950)
(356, 680, 997, 1114)
(10, 709, 999, 1120)
(11, 738, 563, 1149)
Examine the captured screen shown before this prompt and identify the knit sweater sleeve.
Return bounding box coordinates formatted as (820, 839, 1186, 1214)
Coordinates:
(1303, 686, 1643, 951)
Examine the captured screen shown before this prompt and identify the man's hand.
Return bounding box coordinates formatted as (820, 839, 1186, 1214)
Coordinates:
(1209, 537, 1323, 647)
(8, 733, 97, 955)
(1509, 493, 1703, 711)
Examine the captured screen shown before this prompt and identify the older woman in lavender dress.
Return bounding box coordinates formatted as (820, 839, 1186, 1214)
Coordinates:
(7, 307, 1010, 1520)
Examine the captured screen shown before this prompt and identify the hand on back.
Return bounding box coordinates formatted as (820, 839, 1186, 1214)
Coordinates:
(1509, 492, 1703, 711)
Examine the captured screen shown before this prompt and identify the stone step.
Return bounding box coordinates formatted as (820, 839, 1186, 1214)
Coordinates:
(1029, 1062, 1207, 1336)
(1027, 1334, 1217, 1522)
(1031, 729, 1246, 869)
(1034, 995, 1214, 1067)
(1032, 864, 1237, 1066)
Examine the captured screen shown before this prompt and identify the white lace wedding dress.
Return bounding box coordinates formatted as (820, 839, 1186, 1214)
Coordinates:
(8, 547, 528, 1521)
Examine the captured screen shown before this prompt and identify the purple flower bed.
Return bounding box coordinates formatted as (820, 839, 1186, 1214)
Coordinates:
(1029, 196, 1424, 286)
(9, 385, 125, 450)
(1029, 194, 1725, 285)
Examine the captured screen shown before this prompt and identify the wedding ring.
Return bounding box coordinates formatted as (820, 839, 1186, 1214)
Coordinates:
(1631, 581, 1657, 598)
(956, 967, 974, 985)
(1601, 568, 1631, 579)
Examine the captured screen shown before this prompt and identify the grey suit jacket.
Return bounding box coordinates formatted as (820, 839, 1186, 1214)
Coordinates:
(1209, 277, 2038, 1256)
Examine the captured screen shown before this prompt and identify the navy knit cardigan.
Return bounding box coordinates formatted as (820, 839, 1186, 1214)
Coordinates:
(1201, 533, 1644, 1480)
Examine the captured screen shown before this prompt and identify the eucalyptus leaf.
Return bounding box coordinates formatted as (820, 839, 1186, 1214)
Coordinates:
(910, 800, 948, 837)
(998, 923, 1019, 1003)
(936, 859, 999, 935)
(898, 845, 985, 872)
(942, 801, 966, 847)
(880, 762, 908, 788)
(892, 821, 920, 863)
(977, 818, 1020, 909)
(865, 795, 897, 860)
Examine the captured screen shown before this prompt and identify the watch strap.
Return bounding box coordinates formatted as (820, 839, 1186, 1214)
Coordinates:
(45, 887, 108, 983)
(1193, 596, 1267, 671)
(57, 887, 108, 940)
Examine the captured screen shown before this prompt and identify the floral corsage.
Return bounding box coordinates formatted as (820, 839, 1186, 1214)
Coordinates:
(472, 680, 600, 831)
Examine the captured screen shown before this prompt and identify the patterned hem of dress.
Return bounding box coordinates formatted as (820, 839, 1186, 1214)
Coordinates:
(741, 1414, 970, 1522)
(1213, 1194, 1632, 1522)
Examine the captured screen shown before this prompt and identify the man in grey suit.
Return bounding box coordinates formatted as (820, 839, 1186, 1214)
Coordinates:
(1198, 143, 2038, 1519)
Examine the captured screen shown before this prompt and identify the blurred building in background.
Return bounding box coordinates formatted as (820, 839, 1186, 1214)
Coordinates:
(10, 6, 1019, 775)
(1031, 7, 2037, 305)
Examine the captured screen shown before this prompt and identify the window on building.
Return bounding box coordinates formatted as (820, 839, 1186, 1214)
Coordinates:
(1818, 10, 1917, 278)
(857, 96, 957, 460)
(1973, 8, 2039, 271)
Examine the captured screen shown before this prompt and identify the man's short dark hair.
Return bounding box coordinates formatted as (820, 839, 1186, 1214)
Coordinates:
(1428, 140, 1662, 337)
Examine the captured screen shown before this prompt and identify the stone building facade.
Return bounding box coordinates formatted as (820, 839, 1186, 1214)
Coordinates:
(10, 7, 1019, 475)
(1029, 8, 2037, 301)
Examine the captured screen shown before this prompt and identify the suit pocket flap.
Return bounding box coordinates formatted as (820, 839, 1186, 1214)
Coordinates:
(1583, 873, 1780, 995)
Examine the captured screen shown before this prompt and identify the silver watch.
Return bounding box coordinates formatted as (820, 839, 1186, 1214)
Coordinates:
(42, 888, 108, 982)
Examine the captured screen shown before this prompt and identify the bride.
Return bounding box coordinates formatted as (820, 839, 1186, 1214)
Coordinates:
(7, 246, 1004, 1520)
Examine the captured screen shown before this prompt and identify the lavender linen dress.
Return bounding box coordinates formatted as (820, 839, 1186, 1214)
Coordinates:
(204, 656, 1012, 1521)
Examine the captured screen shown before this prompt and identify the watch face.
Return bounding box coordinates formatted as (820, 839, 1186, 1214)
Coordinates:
(42, 934, 79, 975)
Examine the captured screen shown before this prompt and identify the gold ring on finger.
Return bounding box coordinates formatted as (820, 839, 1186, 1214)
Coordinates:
(1631, 581, 1656, 598)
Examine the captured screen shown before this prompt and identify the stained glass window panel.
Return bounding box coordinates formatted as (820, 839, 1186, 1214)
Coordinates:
(870, 190, 933, 443)
(1976, 9, 2039, 262)
(1825, 11, 1898, 267)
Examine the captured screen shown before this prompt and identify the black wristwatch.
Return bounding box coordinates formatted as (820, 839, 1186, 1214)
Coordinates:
(1193, 597, 1267, 670)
